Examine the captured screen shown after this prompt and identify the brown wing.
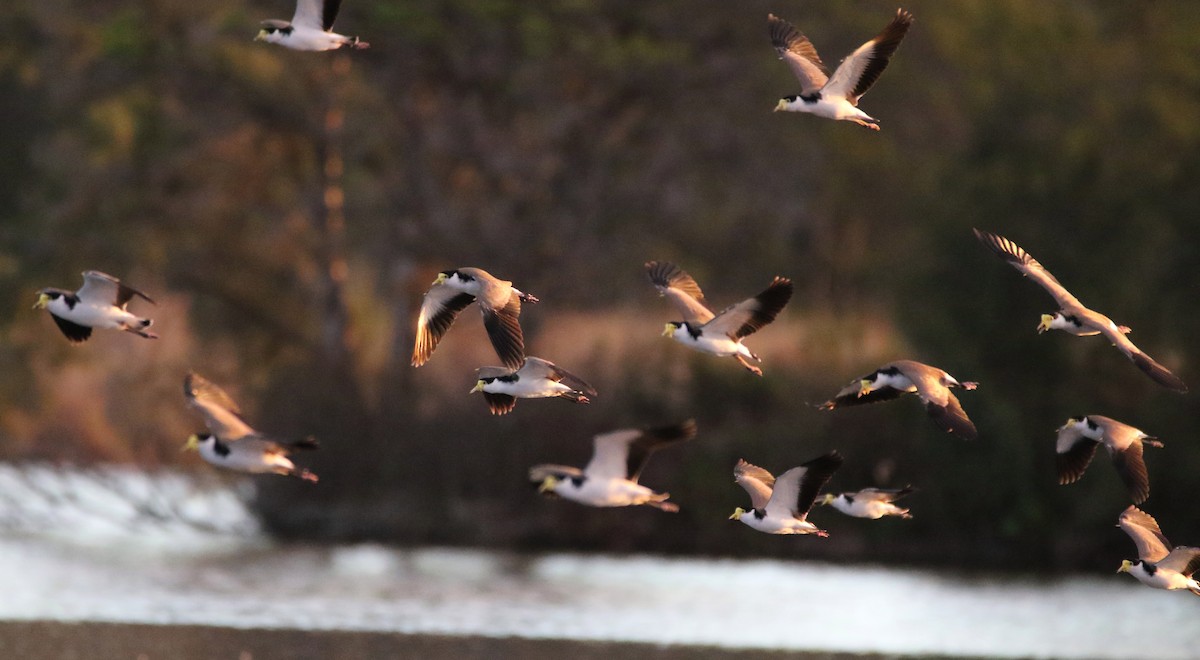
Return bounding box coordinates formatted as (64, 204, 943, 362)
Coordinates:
(768, 14, 828, 95)
(1104, 326, 1189, 393)
(1056, 426, 1099, 486)
(819, 374, 908, 410)
(1117, 505, 1171, 563)
(972, 228, 1086, 312)
(645, 261, 714, 324)
(1110, 440, 1152, 504)
(522, 357, 598, 397)
(626, 419, 697, 483)
(480, 291, 526, 370)
(734, 459, 776, 510)
(482, 392, 518, 416)
(412, 285, 476, 367)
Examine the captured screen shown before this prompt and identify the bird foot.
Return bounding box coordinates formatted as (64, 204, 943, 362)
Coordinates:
(349, 38, 370, 50)
(817, 401, 835, 411)
(519, 293, 540, 304)
(575, 395, 591, 405)
(1118, 325, 1131, 334)
(815, 530, 829, 537)
(961, 381, 979, 390)
(296, 470, 320, 483)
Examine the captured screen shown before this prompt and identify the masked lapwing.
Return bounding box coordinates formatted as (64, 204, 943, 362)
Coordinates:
(820, 486, 914, 519)
(769, 9, 913, 130)
(1116, 505, 1200, 595)
(34, 271, 157, 343)
(530, 420, 696, 512)
(471, 357, 597, 415)
(646, 261, 792, 376)
(730, 452, 843, 535)
(182, 373, 318, 482)
(974, 228, 1187, 392)
(1056, 415, 1162, 504)
(412, 267, 539, 371)
(256, 0, 369, 51)
(819, 360, 979, 439)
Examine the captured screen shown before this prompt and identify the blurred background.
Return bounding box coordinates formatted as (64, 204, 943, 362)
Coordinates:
(0, 0, 1196, 575)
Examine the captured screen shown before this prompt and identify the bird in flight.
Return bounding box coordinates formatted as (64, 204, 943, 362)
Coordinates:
(34, 271, 157, 343)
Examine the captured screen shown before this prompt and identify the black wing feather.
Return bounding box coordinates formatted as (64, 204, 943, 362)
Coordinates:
(732, 277, 793, 339)
(1111, 441, 1152, 504)
(481, 293, 526, 370)
(50, 314, 93, 343)
(794, 451, 844, 517)
(626, 419, 697, 483)
(924, 394, 977, 440)
(851, 9, 914, 100)
(483, 392, 518, 416)
(1056, 439, 1100, 486)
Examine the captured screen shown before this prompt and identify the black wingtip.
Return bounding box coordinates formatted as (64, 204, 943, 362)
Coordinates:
(1130, 351, 1188, 392)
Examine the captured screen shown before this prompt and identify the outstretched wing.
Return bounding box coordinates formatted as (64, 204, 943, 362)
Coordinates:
(412, 284, 476, 367)
(183, 372, 257, 440)
(703, 277, 793, 339)
(1055, 424, 1099, 486)
(293, 0, 341, 31)
(768, 14, 828, 96)
(78, 271, 155, 308)
(624, 419, 697, 483)
(823, 9, 913, 103)
(1117, 505, 1171, 564)
(734, 459, 776, 511)
(645, 261, 714, 324)
(973, 229, 1084, 311)
(767, 451, 843, 519)
(1101, 324, 1188, 393)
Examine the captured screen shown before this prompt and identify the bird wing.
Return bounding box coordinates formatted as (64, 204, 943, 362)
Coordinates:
(820, 374, 909, 409)
(767, 14, 828, 96)
(292, 0, 340, 31)
(479, 289, 527, 371)
(623, 419, 696, 483)
(77, 271, 155, 308)
(1110, 439, 1152, 504)
(902, 365, 977, 440)
(767, 451, 843, 519)
(645, 261, 714, 324)
(823, 9, 913, 103)
(476, 366, 514, 379)
(183, 373, 257, 440)
(854, 486, 914, 502)
(482, 392, 517, 415)
(972, 229, 1085, 311)
(1117, 505, 1171, 563)
(734, 459, 776, 511)
(703, 277, 793, 340)
(1099, 322, 1189, 392)
(1157, 547, 1200, 576)
(522, 357, 598, 397)
(583, 429, 641, 481)
(1055, 424, 1099, 486)
(411, 284, 477, 367)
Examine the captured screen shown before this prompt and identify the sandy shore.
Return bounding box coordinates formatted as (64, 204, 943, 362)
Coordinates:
(0, 621, 920, 660)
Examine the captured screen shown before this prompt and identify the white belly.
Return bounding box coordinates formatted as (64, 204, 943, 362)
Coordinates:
(488, 379, 573, 399)
(201, 446, 293, 475)
(558, 479, 658, 508)
(50, 299, 139, 330)
(672, 328, 748, 357)
(273, 27, 350, 51)
(740, 514, 820, 535)
(835, 498, 900, 519)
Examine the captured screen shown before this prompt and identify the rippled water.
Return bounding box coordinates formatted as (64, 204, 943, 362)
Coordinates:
(0, 536, 1193, 659)
(0, 466, 1192, 658)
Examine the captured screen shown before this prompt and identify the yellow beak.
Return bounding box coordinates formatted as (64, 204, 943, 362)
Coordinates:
(32, 293, 50, 310)
(254, 29, 268, 42)
(729, 507, 745, 521)
(432, 273, 448, 286)
(774, 99, 787, 112)
(1117, 560, 1132, 574)
(538, 476, 559, 494)
(470, 380, 486, 394)
(1037, 314, 1054, 334)
(661, 323, 676, 337)
(181, 434, 200, 452)
(857, 379, 873, 397)
(819, 494, 835, 506)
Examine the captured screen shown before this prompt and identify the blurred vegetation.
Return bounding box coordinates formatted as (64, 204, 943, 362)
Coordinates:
(0, 0, 1197, 571)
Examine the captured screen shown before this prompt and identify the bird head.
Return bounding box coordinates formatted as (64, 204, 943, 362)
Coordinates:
(32, 292, 53, 310)
(857, 378, 874, 397)
(470, 378, 490, 394)
(181, 433, 208, 452)
(433, 271, 451, 286)
(1037, 313, 1057, 334)
(1117, 559, 1133, 574)
(729, 507, 747, 521)
(1058, 416, 1084, 433)
(254, 28, 269, 42)
(662, 322, 682, 337)
(538, 475, 560, 494)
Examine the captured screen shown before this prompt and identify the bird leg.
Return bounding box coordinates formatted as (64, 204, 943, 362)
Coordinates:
(287, 469, 320, 483)
(735, 355, 763, 376)
(852, 118, 881, 131)
(959, 381, 979, 391)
